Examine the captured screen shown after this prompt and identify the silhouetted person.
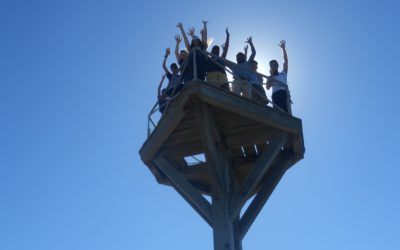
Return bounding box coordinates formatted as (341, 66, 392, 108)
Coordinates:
(159, 48, 184, 113)
(229, 36, 256, 99)
(177, 21, 208, 83)
(249, 60, 267, 104)
(266, 40, 290, 114)
(174, 35, 188, 67)
(206, 28, 230, 90)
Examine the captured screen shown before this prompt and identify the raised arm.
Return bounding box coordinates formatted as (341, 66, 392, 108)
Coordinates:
(177, 22, 190, 50)
(158, 74, 166, 98)
(279, 40, 288, 73)
(246, 36, 256, 62)
(244, 45, 248, 60)
(162, 48, 171, 75)
(174, 35, 182, 62)
(221, 28, 230, 59)
(201, 20, 208, 49)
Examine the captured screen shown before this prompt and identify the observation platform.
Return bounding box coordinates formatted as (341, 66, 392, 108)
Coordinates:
(139, 81, 304, 249)
(140, 82, 304, 195)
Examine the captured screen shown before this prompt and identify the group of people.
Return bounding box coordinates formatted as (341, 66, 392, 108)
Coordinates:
(157, 21, 291, 115)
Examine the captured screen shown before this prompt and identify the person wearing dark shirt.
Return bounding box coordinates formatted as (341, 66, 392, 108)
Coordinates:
(158, 48, 184, 113)
(174, 34, 188, 67)
(176, 22, 208, 83)
(206, 28, 230, 91)
(157, 74, 167, 113)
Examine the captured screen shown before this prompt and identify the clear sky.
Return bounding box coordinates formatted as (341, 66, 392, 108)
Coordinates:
(1, 0, 400, 249)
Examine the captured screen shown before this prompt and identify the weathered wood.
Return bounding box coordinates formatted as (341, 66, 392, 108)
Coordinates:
(239, 156, 292, 240)
(230, 134, 287, 219)
(140, 87, 194, 162)
(193, 84, 302, 134)
(139, 83, 305, 250)
(153, 155, 213, 227)
(195, 103, 228, 197)
(195, 103, 242, 249)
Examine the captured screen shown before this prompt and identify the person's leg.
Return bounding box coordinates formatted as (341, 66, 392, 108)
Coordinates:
(231, 79, 241, 95)
(241, 81, 252, 99)
(219, 73, 229, 91)
(253, 85, 267, 104)
(272, 90, 288, 112)
(206, 71, 218, 82)
(158, 96, 166, 113)
(171, 84, 184, 96)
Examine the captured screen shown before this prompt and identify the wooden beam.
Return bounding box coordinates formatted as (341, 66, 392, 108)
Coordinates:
(139, 86, 194, 163)
(152, 154, 213, 227)
(239, 157, 292, 240)
(195, 102, 242, 249)
(230, 134, 287, 219)
(195, 102, 229, 197)
(193, 84, 301, 134)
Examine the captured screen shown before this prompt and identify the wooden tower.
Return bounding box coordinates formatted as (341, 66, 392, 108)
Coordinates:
(139, 81, 305, 250)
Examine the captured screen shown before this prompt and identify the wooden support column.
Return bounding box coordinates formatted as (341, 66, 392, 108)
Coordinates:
(196, 103, 242, 250)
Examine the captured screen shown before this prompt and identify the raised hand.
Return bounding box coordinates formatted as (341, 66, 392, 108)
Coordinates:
(226, 27, 230, 36)
(175, 35, 182, 43)
(176, 22, 183, 28)
(202, 20, 208, 25)
(278, 39, 286, 49)
(165, 48, 171, 56)
(187, 27, 195, 37)
(245, 36, 253, 44)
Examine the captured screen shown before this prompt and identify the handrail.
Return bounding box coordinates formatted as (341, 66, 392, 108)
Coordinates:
(147, 48, 291, 137)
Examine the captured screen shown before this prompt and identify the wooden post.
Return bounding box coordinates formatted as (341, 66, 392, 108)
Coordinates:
(196, 103, 242, 250)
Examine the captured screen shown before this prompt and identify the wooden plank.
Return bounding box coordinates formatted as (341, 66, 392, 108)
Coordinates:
(153, 154, 213, 227)
(230, 134, 287, 219)
(193, 84, 302, 134)
(139, 87, 194, 162)
(255, 143, 266, 156)
(243, 145, 257, 158)
(230, 147, 245, 160)
(239, 156, 292, 240)
(160, 141, 203, 159)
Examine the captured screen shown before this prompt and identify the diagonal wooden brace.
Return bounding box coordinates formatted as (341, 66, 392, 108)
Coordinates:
(239, 156, 292, 239)
(153, 154, 213, 227)
(230, 134, 287, 219)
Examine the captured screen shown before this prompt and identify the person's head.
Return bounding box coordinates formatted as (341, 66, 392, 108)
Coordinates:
(269, 60, 279, 74)
(190, 36, 202, 48)
(170, 63, 179, 74)
(251, 60, 258, 71)
(211, 45, 220, 56)
(236, 52, 246, 64)
(179, 50, 188, 60)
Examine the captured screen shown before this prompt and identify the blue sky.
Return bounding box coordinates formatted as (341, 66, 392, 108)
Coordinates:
(1, 0, 400, 249)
